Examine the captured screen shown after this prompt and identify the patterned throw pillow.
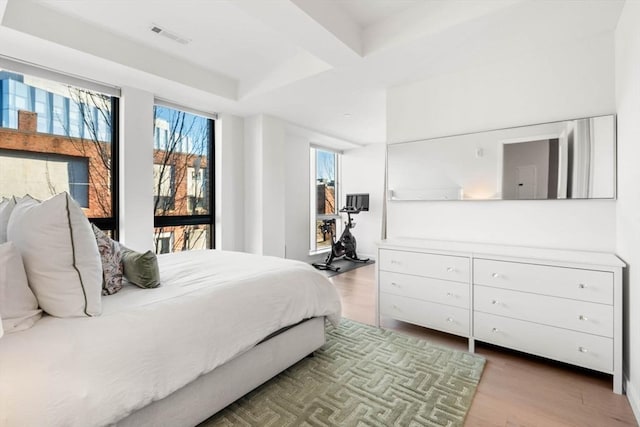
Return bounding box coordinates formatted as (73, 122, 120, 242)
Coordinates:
(91, 224, 124, 295)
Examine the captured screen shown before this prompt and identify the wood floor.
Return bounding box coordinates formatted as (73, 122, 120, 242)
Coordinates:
(330, 264, 638, 427)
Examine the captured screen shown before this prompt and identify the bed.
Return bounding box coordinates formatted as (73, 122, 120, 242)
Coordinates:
(0, 249, 342, 427)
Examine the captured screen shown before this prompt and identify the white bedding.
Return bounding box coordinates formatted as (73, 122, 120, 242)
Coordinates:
(0, 250, 341, 427)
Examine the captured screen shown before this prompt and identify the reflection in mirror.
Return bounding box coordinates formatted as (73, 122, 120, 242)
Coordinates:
(387, 115, 615, 201)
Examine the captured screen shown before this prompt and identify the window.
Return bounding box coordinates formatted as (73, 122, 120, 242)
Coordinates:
(0, 68, 119, 235)
(155, 231, 173, 254)
(153, 104, 214, 254)
(310, 147, 340, 252)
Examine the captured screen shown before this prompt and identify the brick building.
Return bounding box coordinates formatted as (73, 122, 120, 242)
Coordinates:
(0, 110, 111, 218)
(0, 72, 209, 253)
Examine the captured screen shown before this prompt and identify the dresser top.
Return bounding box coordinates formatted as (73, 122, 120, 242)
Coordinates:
(378, 238, 625, 268)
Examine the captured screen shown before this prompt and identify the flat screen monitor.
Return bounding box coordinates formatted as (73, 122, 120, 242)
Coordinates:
(345, 193, 369, 211)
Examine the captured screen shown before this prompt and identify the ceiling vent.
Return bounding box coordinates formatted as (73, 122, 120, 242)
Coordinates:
(150, 24, 191, 45)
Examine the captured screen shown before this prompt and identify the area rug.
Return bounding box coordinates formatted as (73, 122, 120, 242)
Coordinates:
(201, 319, 485, 427)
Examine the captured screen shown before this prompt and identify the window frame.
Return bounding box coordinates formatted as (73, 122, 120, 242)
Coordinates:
(88, 96, 119, 237)
(309, 146, 341, 254)
(153, 113, 215, 250)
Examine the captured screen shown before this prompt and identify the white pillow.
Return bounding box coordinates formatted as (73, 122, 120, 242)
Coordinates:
(0, 241, 42, 333)
(7, 193, 102, 317)
(0, 197, 16, 244)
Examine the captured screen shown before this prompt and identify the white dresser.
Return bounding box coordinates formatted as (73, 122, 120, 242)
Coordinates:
(379, 249, 470, 337)
(377, 238, 625, 394)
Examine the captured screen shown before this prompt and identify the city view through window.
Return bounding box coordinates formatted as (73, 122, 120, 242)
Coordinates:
(315, 149, 338, 250)
(152, 105, 213, 254)
(0, 69, 116, 232)
(0, 69, 213, 253)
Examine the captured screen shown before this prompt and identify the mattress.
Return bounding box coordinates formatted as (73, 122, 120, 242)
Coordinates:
(0, 250, 341, 427)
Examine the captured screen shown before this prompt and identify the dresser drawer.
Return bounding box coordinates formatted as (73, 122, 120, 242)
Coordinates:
(379, 249, 469, 282)
(474, 286, 613, 337)
(473, 259, 613, 304)
(380, 271, 469, 309)
(380, 293, 469, 337)
(474, 312, 613, 373)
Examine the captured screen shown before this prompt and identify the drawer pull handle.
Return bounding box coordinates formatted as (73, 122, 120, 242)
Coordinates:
(446, 292, 453, 297)
(578, 315, 588, 321)
(391, 260, 402, 265)
(447, 267, 455, 272)
(578, 283, 586, 289)
(391, 282, 399, 287)
(491, 299, 499, 305)
(446, 317, 454, 322)
(491, 328, 499, 333)
(491, 272, 500, 278)
(578, 346, 589, 353)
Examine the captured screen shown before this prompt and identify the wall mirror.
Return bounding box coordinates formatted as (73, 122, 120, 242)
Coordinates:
(387, 114, 616, 201)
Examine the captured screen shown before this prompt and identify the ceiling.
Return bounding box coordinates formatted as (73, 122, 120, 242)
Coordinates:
(0, 0, 626, 147)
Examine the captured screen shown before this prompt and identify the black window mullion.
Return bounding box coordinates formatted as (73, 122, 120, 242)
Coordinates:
(209, 118, 215, 249)
(154, 215, 212, 228)
(110, 97, 120, 240)
(89, 95, 119, 238)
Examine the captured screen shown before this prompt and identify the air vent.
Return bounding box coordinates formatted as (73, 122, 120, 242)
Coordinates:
(149, 24, 191, 45)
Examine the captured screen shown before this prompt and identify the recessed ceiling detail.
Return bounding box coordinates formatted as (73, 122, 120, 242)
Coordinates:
(0, 0, 626, 145)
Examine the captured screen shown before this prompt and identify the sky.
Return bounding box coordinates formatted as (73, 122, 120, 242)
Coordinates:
(317, 150, 335, 182)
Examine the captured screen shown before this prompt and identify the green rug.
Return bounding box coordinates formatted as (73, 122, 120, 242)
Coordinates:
(202, 319, 485, 426)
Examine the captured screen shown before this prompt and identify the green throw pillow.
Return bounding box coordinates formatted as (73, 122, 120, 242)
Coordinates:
(120, 247, 161, 289)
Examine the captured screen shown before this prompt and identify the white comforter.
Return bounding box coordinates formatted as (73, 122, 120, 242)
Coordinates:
(0, 250, 341, 427)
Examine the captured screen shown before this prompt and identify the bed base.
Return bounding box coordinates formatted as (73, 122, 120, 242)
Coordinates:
(113, 317, 326, 427)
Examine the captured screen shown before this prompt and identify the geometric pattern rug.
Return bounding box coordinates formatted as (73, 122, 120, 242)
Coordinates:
(201, 319, 486, 426)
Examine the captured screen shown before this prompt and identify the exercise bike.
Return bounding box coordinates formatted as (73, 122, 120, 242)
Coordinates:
(312, 205, 370, 272)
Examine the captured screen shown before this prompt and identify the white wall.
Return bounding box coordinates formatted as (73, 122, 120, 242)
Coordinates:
(216, 113, 245, 251)
(243, 114, 286, 257)
(244, 115, 263, 255)
(119, 86, 154, 252)
(341, 144, 386, 259)
(261, 116, 286, 257)
(386, 31, 616, 251)
(615, 1, 640, 420)
(284, 133, 315, 262)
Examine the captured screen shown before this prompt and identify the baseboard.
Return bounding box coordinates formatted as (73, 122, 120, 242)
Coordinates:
(625, 374, 640, 424)
(359, 252, 376, 261)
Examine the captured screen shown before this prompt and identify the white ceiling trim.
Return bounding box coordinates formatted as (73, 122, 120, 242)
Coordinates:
(0, 0, 7, 23)
(363, 0, 524, 55)
(286, 121, 364, 152)
(2, 0, 238, 101)
(0, 54, 120, 97)
(239, 51, 331, 99)
(290, 0, 363, 56)
(233, 0, 362, 68)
